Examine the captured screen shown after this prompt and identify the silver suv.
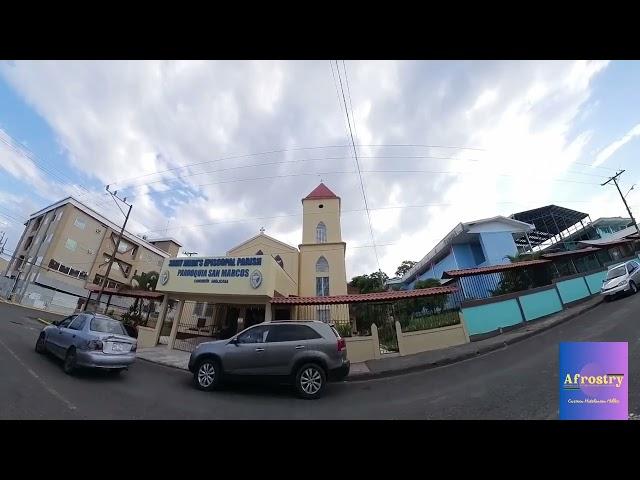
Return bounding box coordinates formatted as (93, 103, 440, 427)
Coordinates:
(188, 321, 350, 399)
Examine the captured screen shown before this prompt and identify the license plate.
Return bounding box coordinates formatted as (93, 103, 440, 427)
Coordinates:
(109, 342, 130, 353)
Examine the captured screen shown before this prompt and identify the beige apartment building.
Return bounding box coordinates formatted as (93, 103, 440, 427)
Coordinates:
(3, 197, 181, 315)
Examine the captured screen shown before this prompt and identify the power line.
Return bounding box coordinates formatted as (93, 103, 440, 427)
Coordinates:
(115, 154, 491, 193)
(124, 166, 605, 200)
(0, 134, 92, 198)
(138, 197, 603, 234)
(106, 142, 487, 189)
(336, 60, 379, 275)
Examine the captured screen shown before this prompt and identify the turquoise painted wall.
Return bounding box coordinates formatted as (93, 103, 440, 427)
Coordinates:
(462, 299, 523, 336)
(555, 277, 590, 304)
(584, 271, 607, 295)
(518, 288, 563, 321)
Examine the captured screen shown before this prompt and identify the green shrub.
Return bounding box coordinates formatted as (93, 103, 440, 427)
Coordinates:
(335, 322, 352, 338)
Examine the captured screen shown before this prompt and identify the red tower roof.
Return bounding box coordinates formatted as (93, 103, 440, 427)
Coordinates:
(303, 183, 340, 201)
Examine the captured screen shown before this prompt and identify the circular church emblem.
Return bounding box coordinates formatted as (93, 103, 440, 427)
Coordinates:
(250, 269, 263, 289)
(160, 270, 170, 286)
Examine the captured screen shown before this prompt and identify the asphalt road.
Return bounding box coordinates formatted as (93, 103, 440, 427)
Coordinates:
(0, 296, 638, 419)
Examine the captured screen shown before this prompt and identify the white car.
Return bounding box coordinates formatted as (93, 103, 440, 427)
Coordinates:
(601, 260, 640, 300)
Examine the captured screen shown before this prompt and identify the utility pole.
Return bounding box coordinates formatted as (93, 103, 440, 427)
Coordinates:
(601, 170, 640, 236)
(0, 232, 7, 276)
(93, 186, 132, 312)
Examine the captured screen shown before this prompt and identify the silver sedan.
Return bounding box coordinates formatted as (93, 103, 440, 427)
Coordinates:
(35, 312, 137, 375)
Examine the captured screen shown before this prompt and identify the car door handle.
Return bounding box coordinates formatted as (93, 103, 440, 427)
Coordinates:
(295, 345, 305, 349)
(255, 348, 265, 352)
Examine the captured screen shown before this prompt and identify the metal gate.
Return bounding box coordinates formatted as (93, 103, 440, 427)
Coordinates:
(173, 301, 223, 352)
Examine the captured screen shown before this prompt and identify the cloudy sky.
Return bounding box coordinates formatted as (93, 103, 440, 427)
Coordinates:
(1, 60, 639, 279)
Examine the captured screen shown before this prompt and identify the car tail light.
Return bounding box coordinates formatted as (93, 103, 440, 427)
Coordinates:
(337, 337, 346, 352)
(87, 340, 103, 351)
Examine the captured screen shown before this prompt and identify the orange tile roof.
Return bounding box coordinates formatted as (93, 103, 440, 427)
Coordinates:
(270, 286, 457, 305)
(303, 182, 339, 200)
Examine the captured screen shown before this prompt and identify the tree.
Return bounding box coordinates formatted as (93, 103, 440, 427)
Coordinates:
(395, 260, 416, 278)
(415, 278, 441, 289)
(490, 252, 552, 296)
(348, 270, 389, 335)
(413, 278, 445, 316)
(125, 271, 159, 324)
(349, 270, 389, 294)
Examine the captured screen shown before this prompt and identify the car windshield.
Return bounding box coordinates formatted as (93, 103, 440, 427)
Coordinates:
(90, 317, 126, 335)
(606, 266, 627, 281)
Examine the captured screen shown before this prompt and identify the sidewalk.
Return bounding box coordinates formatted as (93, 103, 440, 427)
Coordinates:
(347, 295, 604, 381)
(134, 295, 604, 381)
(137, 346, 190, 370)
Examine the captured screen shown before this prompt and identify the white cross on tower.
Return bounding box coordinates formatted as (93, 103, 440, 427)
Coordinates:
(259, 226, 265, 234)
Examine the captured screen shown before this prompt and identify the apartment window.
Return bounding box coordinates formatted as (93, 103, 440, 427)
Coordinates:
(65, 238, 77, 252)
(194, 302, 205, 317)
(112, 234, 135, 254)
(32, 216, 42, 231)
(36, 256, 43, 266)
(54, 211, 63, 222)
(48, 258, 87, 280)
(316, 276, 330, 297)
(316, 222, 327, 243)
(73, 217, 86, 230)
(45, 233, 53, 244)
(24, 236, 34, 250)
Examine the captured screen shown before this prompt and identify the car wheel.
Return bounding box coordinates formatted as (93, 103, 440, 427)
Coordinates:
(63, 348, 77, 375)
(35, 333, 47, 354)
(194, 358, 221, 391)
(295, 363, 326, 400)
(630, 281, 638, 295)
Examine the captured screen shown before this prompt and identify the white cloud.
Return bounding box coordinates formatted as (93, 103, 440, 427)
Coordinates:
(0, 60, 612, 279)
(592, 122, 640, 167)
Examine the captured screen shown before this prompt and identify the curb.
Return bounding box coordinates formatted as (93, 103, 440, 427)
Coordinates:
(346, 297, 604, 382)
(136, 356, 190, 372)
(37, 317, 52, 326)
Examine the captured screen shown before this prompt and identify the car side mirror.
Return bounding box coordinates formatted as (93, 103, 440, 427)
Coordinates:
(230, 337, 239, 346)
(52, 320, 60, 326)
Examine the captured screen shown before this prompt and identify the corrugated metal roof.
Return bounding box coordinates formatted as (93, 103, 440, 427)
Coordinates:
(442, 259, 551, 278)
(541, 247, 601, 258)
(270, 286, 457, 305)
(86, 284, 165, 299)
